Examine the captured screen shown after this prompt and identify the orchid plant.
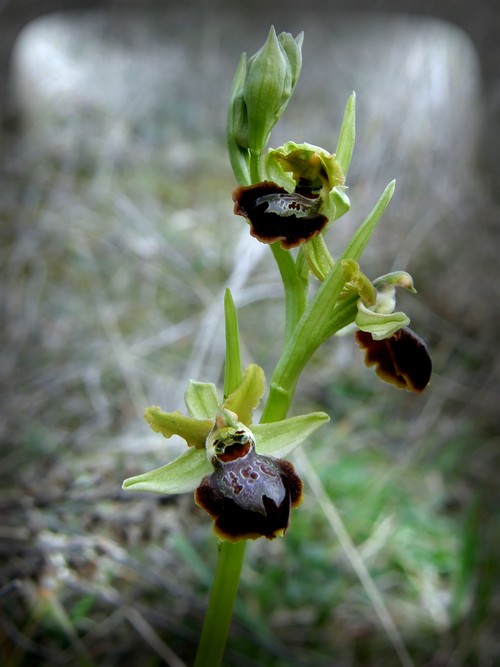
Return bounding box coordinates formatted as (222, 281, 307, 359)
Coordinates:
(122, 27, 431, 666)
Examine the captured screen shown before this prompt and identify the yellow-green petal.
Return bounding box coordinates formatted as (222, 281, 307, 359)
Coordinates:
(223, 363, 265, 426)
(184, 381, 219, 420)
(144, 406, 213, 449)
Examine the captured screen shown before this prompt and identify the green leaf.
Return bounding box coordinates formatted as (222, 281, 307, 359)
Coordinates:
(254, 411, 330, 458)
(122, 447, 211, 495)
(340, 179, 396, 263)
(305, 180, 397, 344)
(184, 382, 219, 420)
(144, 406, 213, 449)
(224, 289, 243, 399)
(335, 92, 356, 177)
(224, 364, 265, 426)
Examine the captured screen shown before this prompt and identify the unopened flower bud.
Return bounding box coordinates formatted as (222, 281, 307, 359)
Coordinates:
(227, 27, 303, 168)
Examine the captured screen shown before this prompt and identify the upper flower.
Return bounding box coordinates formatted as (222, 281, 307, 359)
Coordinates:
(122, 364, 329, 541)
(233, 142, 349, 249)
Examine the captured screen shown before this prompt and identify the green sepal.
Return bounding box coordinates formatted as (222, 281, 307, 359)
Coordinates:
(356, 301, 410, 340)
(223, 364, 265, 426)
(144, 406, 213, 449)
(226, 52, 251, 185)
(325, 185, 351, 222)
(123, 411, 330, 496)
(184, 381, 219, 420)
(278, 30, 303, 90)
(301, 235, 334, 281)
(264, 141, 344, 196)
(253, 411, 330, 458)
(122, 447, 211, 495)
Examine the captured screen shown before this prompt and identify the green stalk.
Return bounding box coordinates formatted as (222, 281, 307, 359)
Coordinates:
(249, 149, 262, 184)
(270, 244, 308, 344)
(193, 540, 247, 667)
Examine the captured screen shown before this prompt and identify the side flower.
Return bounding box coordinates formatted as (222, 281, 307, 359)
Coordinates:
(337, 260, 432, 392)
(122, 364, 329, 541)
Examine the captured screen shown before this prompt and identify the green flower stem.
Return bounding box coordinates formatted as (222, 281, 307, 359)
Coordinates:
(270, 244, 308, 344)
(249, 149, 262, 184)
(193, 539, 247, 667)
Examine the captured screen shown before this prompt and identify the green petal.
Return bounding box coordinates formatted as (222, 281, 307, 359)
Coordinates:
(373, 271, 416, 293)
(184, 381, 219, 420)
(122, 447, 211, 495)
(264, 141, 344, 194)
(322, 185, 351, 223)
(144, 406, 213, 449)
(223, 363, 265, 426)
(341, 259, 377, 305)
(253, 411, 329, 458)
(356, 301, 410, 340)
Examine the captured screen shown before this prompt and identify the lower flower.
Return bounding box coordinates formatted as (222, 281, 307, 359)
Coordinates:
(122, 366, 329, 541)
(195, 453, 302, 542)
(195, 418, 303, 542)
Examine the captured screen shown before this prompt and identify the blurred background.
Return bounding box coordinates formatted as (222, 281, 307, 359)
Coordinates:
(0, 1, 499, 665)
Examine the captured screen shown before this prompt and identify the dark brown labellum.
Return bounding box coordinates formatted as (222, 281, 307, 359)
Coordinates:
(355, 327, 432, 393)
(194, 443, 303, 542)
(233, 181, 328, 250)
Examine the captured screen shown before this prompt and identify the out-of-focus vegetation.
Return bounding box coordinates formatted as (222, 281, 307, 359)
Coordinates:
(1, 9, 498, 666)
